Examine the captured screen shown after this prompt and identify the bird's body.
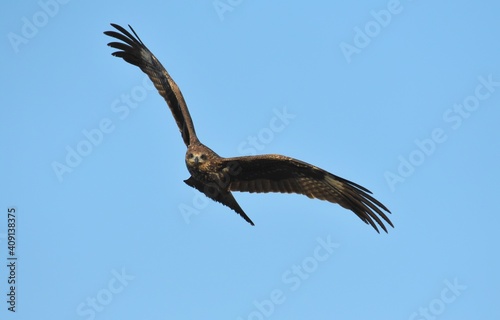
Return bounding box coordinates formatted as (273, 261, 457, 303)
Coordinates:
(105, 24, 394, 233)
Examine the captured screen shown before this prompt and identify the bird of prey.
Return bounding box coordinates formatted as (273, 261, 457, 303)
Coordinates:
(104, 23, 393, 233)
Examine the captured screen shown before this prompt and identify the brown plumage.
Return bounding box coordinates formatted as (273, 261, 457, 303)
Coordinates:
(104, 24, 394, 233)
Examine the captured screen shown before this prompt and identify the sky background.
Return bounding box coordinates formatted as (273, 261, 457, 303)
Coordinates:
(1, 1, 499, 319)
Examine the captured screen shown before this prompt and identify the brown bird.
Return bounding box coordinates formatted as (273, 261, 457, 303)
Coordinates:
(104, 24, 393, 233)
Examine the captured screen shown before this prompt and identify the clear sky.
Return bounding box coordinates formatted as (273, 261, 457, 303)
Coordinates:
(1, 1, 499, 319)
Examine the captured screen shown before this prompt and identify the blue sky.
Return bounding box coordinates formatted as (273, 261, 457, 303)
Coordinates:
(1, 1, 499, 319)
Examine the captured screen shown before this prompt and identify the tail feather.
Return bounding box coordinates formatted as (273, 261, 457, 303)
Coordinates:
(184, 177, 255, 226)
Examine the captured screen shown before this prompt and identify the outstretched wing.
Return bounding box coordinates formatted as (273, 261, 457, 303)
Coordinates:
(223, 155, 393, 233)
(104, 23, 197, 147)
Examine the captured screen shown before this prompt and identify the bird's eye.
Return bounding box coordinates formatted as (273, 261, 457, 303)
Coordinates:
(200, 154, 207, 160)
(188, 153, 194, 158)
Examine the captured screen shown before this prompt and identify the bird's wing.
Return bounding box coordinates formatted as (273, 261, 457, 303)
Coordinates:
(104, 23, 197, 147)
(222, 154, 393, 233)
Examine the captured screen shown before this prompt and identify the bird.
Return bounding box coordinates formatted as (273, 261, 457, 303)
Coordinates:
(104, 23, 394, 233)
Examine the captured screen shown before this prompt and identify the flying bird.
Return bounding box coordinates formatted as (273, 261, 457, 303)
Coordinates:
(104, 23, 393, 233)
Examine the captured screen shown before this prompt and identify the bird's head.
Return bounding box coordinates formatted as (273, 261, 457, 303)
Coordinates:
(186, 151, 208, 167)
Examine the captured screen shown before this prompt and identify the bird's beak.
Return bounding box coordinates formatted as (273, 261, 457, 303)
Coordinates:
(194, 156, 199, 164)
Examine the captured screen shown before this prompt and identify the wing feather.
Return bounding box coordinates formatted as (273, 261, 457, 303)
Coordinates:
(104, 23, 197, 146)
(223, 154, 393, 233)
